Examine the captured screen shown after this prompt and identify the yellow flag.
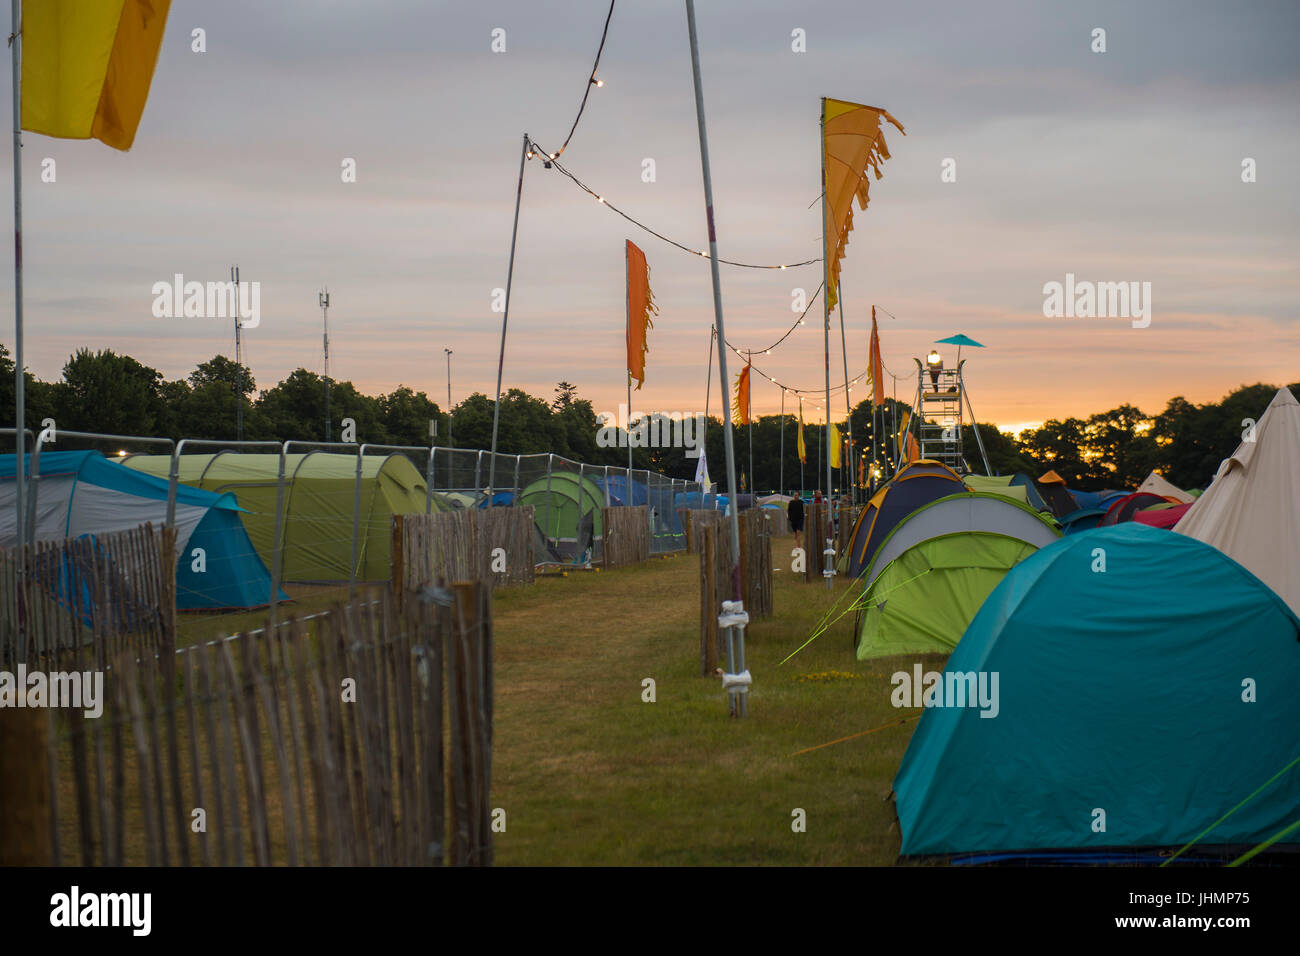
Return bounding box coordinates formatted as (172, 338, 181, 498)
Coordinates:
(823, 98, 904, 312)
(732, 363, 751, 426)
(797, 404, 806, 463)
(829, 423, 841, 468)
(896, 409, 911, 456)
(21, 0, 173, 151)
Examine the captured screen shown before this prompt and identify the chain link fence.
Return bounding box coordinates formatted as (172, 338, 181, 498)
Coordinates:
(2, 433, 716, 627)
(428, 447, 711, 560)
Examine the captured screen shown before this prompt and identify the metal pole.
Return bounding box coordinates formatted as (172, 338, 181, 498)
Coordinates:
(11, 0, 25, 557)
(350, 444, 364, 597)
(686, 0, 745, 715)
(779, 387, 785, 494)
(700, 325, 714, 498)
(790, 398, 800, 502)
(746, 350, 753, 498)
(233, 266, 244, 441)
(270, 444, 287, 630)
(425, 447, 435, 514)
(838, 284, 853, 505)
(962, 361, 993, 475)
(626, 241, 634, 477)
(320, 289, 331, 442)
(685, 2, 741, 573)
(820, 99, 832, 515)
(488, 133, 530, 498)
(444, 347, 453, 449)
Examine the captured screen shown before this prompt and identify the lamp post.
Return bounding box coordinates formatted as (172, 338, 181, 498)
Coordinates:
(444, 347, 454, 448)
(320, 289, 331, 441)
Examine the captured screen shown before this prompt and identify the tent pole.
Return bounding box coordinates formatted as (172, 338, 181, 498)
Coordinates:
(488, 133, 530, 501)
(962, 363, 993, 475)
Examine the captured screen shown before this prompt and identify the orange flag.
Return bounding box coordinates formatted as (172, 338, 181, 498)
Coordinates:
(626, 240, 657, 389)
(823, 99, 904, 312)
(869, 305, 885, 406)
(733, 362, 751, 426)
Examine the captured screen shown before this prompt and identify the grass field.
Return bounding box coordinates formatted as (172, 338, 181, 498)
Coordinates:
(108, 536, 928, 866)
(489, 534, 934, 866)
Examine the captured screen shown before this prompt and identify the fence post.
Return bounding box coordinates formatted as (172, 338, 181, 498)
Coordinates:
(391, 514, 405, 610)
(512, 455, 521, 501)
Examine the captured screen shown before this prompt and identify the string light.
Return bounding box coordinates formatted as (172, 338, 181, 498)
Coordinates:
(550, 0, 616, 160)
(527, 138, 821, 270)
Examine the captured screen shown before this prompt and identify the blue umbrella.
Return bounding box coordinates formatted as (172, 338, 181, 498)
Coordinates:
(935, 333, 985, 364)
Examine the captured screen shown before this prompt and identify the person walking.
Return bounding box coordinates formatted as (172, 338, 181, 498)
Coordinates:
(788, 493, 805, 552)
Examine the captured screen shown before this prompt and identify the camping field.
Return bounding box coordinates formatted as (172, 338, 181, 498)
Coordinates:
(486, 534, 930, 866)
(99, 533, 925, 866)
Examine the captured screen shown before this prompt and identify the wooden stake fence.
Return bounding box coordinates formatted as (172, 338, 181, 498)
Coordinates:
(33, 586, 492, 867)
(394, 507, 534, 600)
(601, 506, 650, 570)
(1, 523, 176, 667)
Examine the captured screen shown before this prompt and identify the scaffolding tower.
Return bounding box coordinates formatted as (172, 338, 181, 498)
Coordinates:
(900, 357, 991, 475)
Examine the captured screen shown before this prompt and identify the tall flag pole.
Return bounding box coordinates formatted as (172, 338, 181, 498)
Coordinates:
(837, 280, 853, 504)
(823, 96, 903, 497)
(13, 1, 173, 564)
(778, 386, 785, 494)
(625, 238, 656, 481)
(488, 133, 530, 501)
(11, 0, 26, 561)
(685, 0, 742, 602)
(820, 98, 832, 514)
(797, 396, 806, 498)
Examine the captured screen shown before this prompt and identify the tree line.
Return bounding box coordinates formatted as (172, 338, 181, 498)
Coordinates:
(0, 345, 1292, 494)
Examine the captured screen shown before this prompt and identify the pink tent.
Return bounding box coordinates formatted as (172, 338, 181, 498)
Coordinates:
(1133, 502, 1192, 529)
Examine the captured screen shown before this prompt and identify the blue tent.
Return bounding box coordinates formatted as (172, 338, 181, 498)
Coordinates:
(1058, 507, 1107, 534)
(844, 461, 966, 577)
(893, 523, 1300, 860)
(1, 451, 284, 610)
(1070, 488, 1128, 510)
(597, 474, 685, 541)
(674, 490, 723, 510)
(474, 491, 516, 508)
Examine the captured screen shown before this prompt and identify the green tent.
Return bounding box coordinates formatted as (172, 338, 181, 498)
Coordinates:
(518, 471, 605, 556)
(123, 452, 448, 583)
(856, 532, 1040, 659)
(962, 474, 1029, 506)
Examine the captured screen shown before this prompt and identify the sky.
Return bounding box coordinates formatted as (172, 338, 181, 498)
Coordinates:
(1, 0, 1297, 435)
